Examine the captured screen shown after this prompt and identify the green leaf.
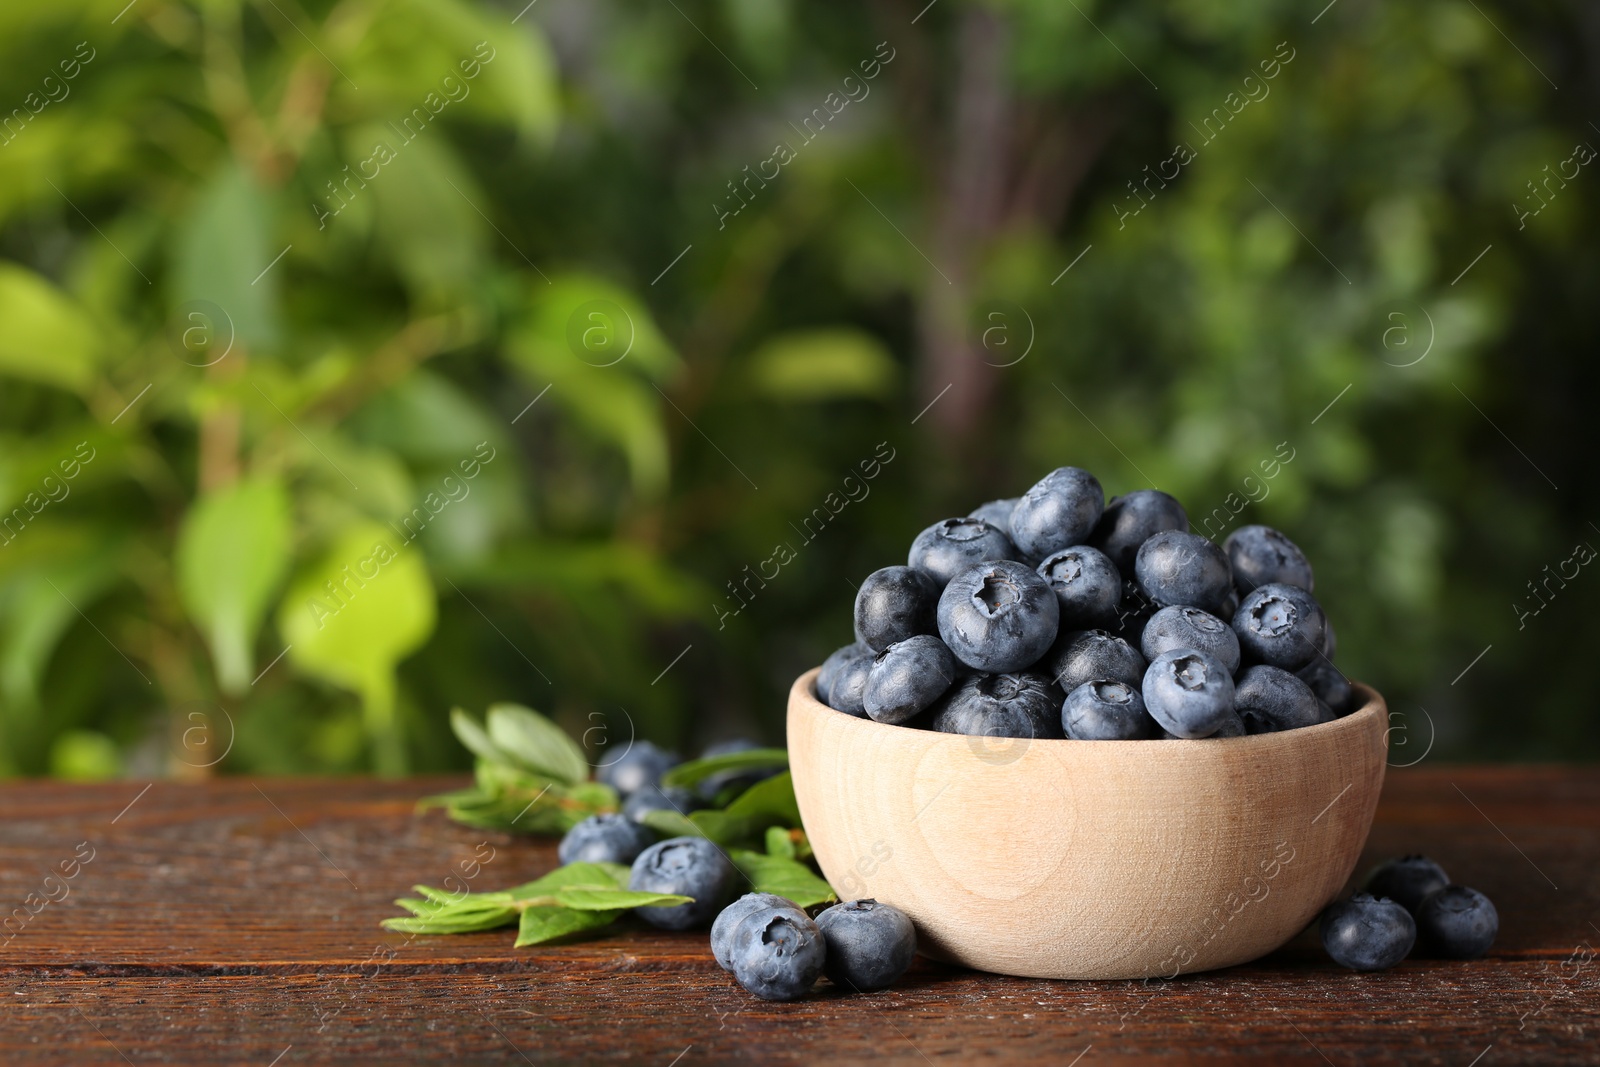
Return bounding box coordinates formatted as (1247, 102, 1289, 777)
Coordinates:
(485, 703, 588, 785)
(176, 479, 293, 695)
(729, 849, 836, 909)
(747, 328, 898, 401)
(0, 264, 101, 393)
(554, 887, 692, 911)
(662, 748, 788, 789)
(507, 861, 627, 897)
(171, 160, 280, 350)
(514, 905, 624, 947)
(765, 825, 795, 860)
(357, 128, 487, 299)
(448, 707, 509, 764)
(639, 809, 703, 839)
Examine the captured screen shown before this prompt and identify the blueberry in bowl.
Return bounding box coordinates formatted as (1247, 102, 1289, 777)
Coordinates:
(936, 560, 1060, 674)
(908, 517, 1017, 586)
(1036, 545, 1122, 630)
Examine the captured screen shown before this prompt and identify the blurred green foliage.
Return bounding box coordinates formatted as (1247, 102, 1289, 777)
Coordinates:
(0, 0, 1593, 777)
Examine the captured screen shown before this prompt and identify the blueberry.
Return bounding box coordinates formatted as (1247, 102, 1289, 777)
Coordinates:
(1208, 709, 1247, 737)
(596, 740, 679, 797)
(621, 783, 702, 822)
(1320, 893, 1416, 971)
(907, 517, 1018, 586)
(863, 635, 959, 724)
(968, 497, 1020, 537)
(929, 672, 1064, 740)
(827, 652, 874, 717)
(1233, 583, 1327, 671)
(558, 813, 656, 865)
(1090, 489, 1189, 573)
(1415, 885, 1498, 959)
(1224, 524, 1315, 594)
(1320, 617, 1339, 659)
(936, 560, 1060, 673)
(1233, 665, 1322, 734)
(1112, 577, 1160, 644)
(816, 899, 917, 992)
(853, 566, 940, 652)
(1141, 648, 1236, 739)
(1010, 467, 1105, 560)
(1036, 546, 1122, 629)
(1043, 629, 1146, 692)
(1141, 606, 1240, 675)
(1297, 659, 1355, 716)
(730, 906, 827, 1001)
(1362, 855, 1450, 914)
(712, 892, 799, 971)
(1062, 680, 1160, 740)
(818, 642, 871, 703)
(629, 837, 740, 930)
(1135, 531, 1234, 615)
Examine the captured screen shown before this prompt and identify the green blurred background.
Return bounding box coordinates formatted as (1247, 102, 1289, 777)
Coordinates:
(0, 0, 1594, 778)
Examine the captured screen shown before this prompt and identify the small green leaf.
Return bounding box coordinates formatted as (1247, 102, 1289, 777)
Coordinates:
(448, 708, 509, 764)
(638, 809, 703, 839)
(485, 702, 589, 785)
(730, 849, 836, 909)
(0, 264, 101, 393)
(747, 328, 898, 402)
(514, 905, 624, 947)
(171, 160, 280, 349)
(554, 887, 693, 911)
(684, 772, 803, 848)
(765, 825, 795, 860)
(661, 748, 788, 789)
(507, 862, 627, 898)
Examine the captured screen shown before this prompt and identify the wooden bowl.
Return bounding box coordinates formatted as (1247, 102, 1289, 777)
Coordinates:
(787, 668, 1387, 980)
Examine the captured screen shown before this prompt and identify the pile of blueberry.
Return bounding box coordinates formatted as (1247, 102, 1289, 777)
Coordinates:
(817, 466, 1354, 740)
(711, 893, 917, 1001)
(1320, 854, 1499, 971)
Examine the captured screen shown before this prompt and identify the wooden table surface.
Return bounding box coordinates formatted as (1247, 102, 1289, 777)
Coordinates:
(0, 766, 1595, 1065)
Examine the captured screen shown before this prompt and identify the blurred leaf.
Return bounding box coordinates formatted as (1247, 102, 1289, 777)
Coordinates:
(728, 848, 836, 908)
(639, 808, 702, 839)
(176, 479, 293, 695)
(484, 702, 589, 785)
(662, 748, 788, 789)
(0, 264, 100, 393)
(448, 706, 508, 763)
(47, 729, 121, 781)
(171, 161, 280, 350)
(356, 127, 487, 298)
(764, 825, 795, 859)
(747, 328, 897, 401)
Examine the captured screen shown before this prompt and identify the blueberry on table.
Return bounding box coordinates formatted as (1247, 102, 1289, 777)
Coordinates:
(1141, 648, 1237, 739)
(827, 651, 874, 717)
(1320, 893, 1416, 971)
(937, 560, 1060, 673)
(854, 566, 941, 652)
(1010, 467, 1106, 560)
(1141, 605, 1241, 674)
(863, 635, 959, 724)
(1297, 659, 1355, 716)
(629, 837, 739, 930)
(907, 517, 1018, 586)
(1233, 664, 1322, 734)
(1362, 855, 1450, 913)
(730, 907, 827, 1001)
(1232, 583, 1327, 671)
(712, 893, 801, 971)
(1224, 524, 1315, 594)
(621, 784, 701, 822)
(1036, 545, 1122, 629)
(930, 672, 1064, 740)
(1062, 680, 1161, 740)
(1135, 531, 1234, 616)
(1044, 629, 1146, 692)
(1415, 885, 1498, 959)
(816, 899, 917, 992)
(558, 813, 656, 865)
(597, 740, 679, 797)
(818, 642, 871, 703)
(1089, 489, 1189, 573)
(968, 497, 1020, 537)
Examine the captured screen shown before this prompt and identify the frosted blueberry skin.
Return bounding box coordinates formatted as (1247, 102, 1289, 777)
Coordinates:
(1207, 709, 1247, 737)
(1233, 664, 1323, 734)
(816, 899, 917, 992)
(1090, 489, 1189, 574)
(968, 497, 1021, 538)
(1141, 605, 1241, 675)
(1141, 647, 1237, 739)
(827, 651, 874, 716)
(712, 893, 801, 971)
(1135, 531, 1235, 616)
(730, 907, 827, 1001)
(1043, 628, 1146, 693)
(863, 635, 959, 724)
(1415, 885, 1498, 959)
(629, 837, 739, 930)
(1010, 467, 1106, 561)
(597, 740, 679, 797)
(558, 813, 656, 866)
(1225, 524, 1315, 594)
(1062, 679, 1161, 740)
(1320, 893, 1417, 971)
(929, 671, 1064, 740)
(818, 642, 871, 703)
(1232, 582, 1327, 671)
(937, 560, 1060, 673)
(1362, 855, 1451, 914)
(853, 566, 940, 652)
(1297, 658, 1355, 716)
(907, 517, 1018, 586)
(1036, 545, 1122, 630)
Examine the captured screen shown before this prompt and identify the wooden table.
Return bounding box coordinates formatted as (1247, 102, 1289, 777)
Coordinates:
(1, 767, 1594, 1065)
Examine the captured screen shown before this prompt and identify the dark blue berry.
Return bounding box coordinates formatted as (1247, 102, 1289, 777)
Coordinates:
(1141, 606, 1240, 674)
(1320, 893, 1416, 971)
(1234, 665, 1322, 734)
(558, 813, 656, 865)
(1233, 583, 1326, 671)
(629, 837, 739, 930)
(1135, 531, 1234, 616)
(818, 642, 871, 703)
(907, 517, 1018, 586)
(1141, 648, 1237, 739)
(596, 740, 679, 797)
(1010, 467, 1105, 561)
(1037, 546, 1122, 629)
(1090, 489, 1188, 573)
(827, 651, 874, 717)
(730, 906, 827, 1001)
(929, 672, 1064, 739)
(816, 899, 917, 991)
(712, 893, 799, 971)
(936, 560, 1060, 673)
(1062, 680, 1160, 740)
(1297, 659, 1355, 716)
(968, 497, 1020, 537)
(863, 635, 958, 724)
(1224, 524, 1314, 594)
(1415, 885, 1498, 959)
(1362, 855, 1450, 914)
(854, 566, 940, 652)
(1043, 629, 1146, 692)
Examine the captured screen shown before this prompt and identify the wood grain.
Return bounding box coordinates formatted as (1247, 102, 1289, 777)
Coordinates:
(788, 668, 1389, 979)
(1, 767, 1596, 1065)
